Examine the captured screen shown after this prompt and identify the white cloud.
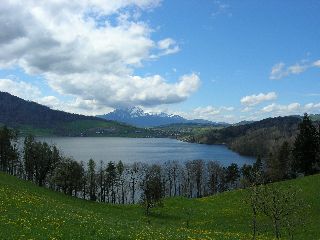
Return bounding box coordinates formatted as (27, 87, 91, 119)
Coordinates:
(241, 92, 277, 106)
(303, 102, 320, 110)
(270, 63, 286, 80)
(0, 0, 199, 114)
(269, 59, 320, 80)
(37, 96, 62, 109)
(173, 105, 235, 123)
(0, 78, 41, 100)
(0, 78, 114, 115)
(287, 64, 307, 74)
(211, 1, 231, 17)
(260, 102, 320, 116)
(269, 62, 309, 80)
(45, 72, 200, 108)
(241, 107, 252, 113)
(38, 95, 114, 115)
(157, 38, 180, 56)
(313, 60, 320, 67)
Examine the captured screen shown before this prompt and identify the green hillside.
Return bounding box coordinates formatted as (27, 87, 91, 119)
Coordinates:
(0, 173, 319, 240)
(0, 92, 165, 137)
(15, 120, 162, 137)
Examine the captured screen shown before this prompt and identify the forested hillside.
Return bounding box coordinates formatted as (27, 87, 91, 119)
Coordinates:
(0, 92, 161, 137)
(0, 92, 96, 128)
(187, 116, 302, 157)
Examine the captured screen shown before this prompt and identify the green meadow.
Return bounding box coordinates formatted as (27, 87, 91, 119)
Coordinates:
(0, 172, 319, 240)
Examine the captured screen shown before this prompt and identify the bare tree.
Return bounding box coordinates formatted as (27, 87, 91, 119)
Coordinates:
(207, 161, 223, 195)
(247, 183, 306, 240)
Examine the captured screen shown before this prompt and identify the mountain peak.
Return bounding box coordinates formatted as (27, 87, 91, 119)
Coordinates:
(120, 106, 145, 118)
(97, 106, 221, 127)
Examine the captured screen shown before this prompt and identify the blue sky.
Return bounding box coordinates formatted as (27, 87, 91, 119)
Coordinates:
(0, 0, 319, 123)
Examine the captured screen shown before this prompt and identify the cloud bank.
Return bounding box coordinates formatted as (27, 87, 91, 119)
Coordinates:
(0, 0, 200, 113)
(260, 102, 320, 116)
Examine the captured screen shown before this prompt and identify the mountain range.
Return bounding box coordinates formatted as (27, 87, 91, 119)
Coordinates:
(97, 107, 227, 127)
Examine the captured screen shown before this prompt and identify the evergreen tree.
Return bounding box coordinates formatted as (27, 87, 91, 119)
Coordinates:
(277, 141, 292, 178)
(253, 155, 263, 173)
(98, 161, 105, 202)
(106, 161, 117, 203)
(225, 163, 240, 188)
(0, 126, 19, 174)
(293, 113, 319, 175)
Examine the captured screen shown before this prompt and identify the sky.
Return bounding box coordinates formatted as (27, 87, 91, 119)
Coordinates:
(0, 0, 320, 123)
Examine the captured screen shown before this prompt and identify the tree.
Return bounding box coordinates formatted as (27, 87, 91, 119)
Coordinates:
(249, 184, 306, 240)
(225, 163, 240, 189)
(194, 160, 205, 197)
(247, 182, 262, 240)
(106, 161, 117, 203)
(0, 126, 19, 174)
(69, 160, 85, 197)
(116, 161, 125, 204)
(260, 184, 303, 239)
(129, 162, 142, 204)
(240, 164, 254, 188)
(52, 157, 84, 196)
(23, 134, 36, 181)
(49, 145, 61, 178)
(277, 141, 292, 178)
(34, 142, 55, 186)
(253, 155, 263, 174)
(267, 141, 292, 181)
(207, 161, 224, 194)
(23, 136, 60, 186)
(140, 164, 164, 216)
(87, 159, 97, 201)
(293, 113, 319, 175)
(184, 161, 193, 198)
(98, 161, 105, 202)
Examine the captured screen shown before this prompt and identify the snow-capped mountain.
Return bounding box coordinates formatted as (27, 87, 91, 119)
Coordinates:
(97, 107, 222, 127)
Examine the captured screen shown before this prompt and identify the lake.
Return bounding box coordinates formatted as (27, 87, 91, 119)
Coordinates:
(36, 137, 255, 166)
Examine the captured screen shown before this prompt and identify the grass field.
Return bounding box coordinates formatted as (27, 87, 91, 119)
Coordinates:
(0, 173, 319, 240)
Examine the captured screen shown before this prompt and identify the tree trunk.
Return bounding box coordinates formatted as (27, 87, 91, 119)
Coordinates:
(132, 179, 135, 204)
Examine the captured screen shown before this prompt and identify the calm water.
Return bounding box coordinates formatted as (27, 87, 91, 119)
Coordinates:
(36, 137, 254, 166)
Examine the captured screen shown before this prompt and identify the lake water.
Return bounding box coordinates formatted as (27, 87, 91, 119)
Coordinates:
(36, 137, 255, 166)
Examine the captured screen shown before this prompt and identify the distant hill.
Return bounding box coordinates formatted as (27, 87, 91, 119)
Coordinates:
(185, 116, 302, 157)
(309, 114, 320, 121)
(0, 91, 97, 128)
(0, 92, 160, 137)
(232, 120, 256, 126)
(97, 107, 226, 127)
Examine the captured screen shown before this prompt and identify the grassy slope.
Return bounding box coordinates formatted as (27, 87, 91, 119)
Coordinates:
(0, 173, 319, 240)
